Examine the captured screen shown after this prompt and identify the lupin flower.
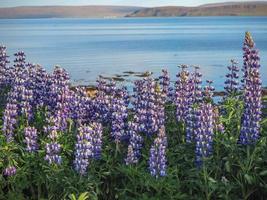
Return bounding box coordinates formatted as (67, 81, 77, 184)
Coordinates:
(213, 107, 225, 133)
(185, 66, 203, 143)
(111, 88, 129, 142)
(74, 125, 94, 174)
(0, 45, 10, 85)
(2, 103, 18, 142)
(45, 142, 62, 165)
(159, 69, 171, 102)
(224, 59, 239, 95)
(191, 66, 203, 103)
(44, 123, 62, 165)
(3, 166, 17, 176)
(241, 31, 255, 87)
(70, 87, 93, 125)
(26, 64, 49, 108)
(174, 65, 192, 122)
(24, 126, 38, 152)
(148, 126, 167, 177)
(21, 87, 34, 122)
(145, 78, 160, 135)
(240, 32, 262, 144)
(203, 80, 215, 102)
(195, 103, 214, 167)
(93, 77, 113, 123)
(47, 66, 70, 113)
(47, 66, 72, 132)
(131, 78, 165, 138)
(13, 51, 26, 80)
(92, 122, 103, 159)
(125, 122, 143, 165)
(154, 83, 165, 128)
(73, 123, 103, 174)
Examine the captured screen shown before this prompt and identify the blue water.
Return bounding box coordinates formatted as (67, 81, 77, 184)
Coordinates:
(0, 17, 267, 89)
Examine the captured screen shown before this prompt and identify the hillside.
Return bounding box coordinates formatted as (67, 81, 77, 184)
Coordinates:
(0, 2, 267, 19)
(127, 1, 267, 17)
(0, 6, 142, 19)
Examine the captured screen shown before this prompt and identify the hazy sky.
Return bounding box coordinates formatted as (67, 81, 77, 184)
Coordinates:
(0, 0, 265, 7)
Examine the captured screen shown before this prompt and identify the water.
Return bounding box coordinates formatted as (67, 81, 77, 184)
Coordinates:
(0, 17, 267, 90)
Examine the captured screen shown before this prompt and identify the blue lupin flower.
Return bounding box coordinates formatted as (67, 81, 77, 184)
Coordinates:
(24, 126, 38, 152)
(125, 122, 143, 165)
(74, 123, 103, 174)
(240, 32, 262, 144)
(44, 123, 62, 165)
(224, 59, 239, 96)
(0, 45, 11, 85)
(159, 69, 171, 102)
(195, 103, 214, 167)
(174, 65, 192, 123)
(3, 166, 17, 177)
(148, 126, 167, 177)
(185, 66, 203, 143)
(2, 103, 18, 142)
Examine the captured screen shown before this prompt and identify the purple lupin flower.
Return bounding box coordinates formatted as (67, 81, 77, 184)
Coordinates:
(145, 78, 160, 135)
(195, 103, 214, 167)
(185, 109, 195, 143)
(174, 65, 192, 122)
(13, 51, 26, 81)
(159, 69, 171, 102)
(21, 86, 33, 122)
(24, 126, 38, 152)
(44, 122, 62, 165)
(241, 32, 255, 88)
(74, 125, 94, 175)
(185, 66, 203, 143)
(155, 83, 165, 127)
(73, 123, 103, 174)
(148, 126, 167, 177)
(125, 122, 143, 165)
(91, 122, 103, 159)
(27, 64, 49, 108)
(132, 79, 147, 133)
(132, 78, 165, 138)
(203, 80, 215, 102)
(240, 32, 262, 144)
(0, 45, 10, 85)
(2, 103, 18, 142)
(46, 66, 72, 132)
(191, 66, 203, 103)
(70, 87, 93, 125)
(93, 77, 113, 123)
(111, 87, 129, 142)
(3, 166, 17, 176)
(224, 59, 239, 96)
(213, 107, 225, 133)
(46, 66, 70, 114)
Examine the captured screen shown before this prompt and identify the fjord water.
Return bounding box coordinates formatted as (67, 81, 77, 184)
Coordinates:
(0, 17, 266, 89)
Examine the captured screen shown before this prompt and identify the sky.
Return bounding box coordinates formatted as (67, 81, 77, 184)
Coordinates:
(0, 0, 265, 7)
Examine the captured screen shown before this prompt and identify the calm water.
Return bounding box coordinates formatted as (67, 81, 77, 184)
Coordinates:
(0, 17, 267, 89)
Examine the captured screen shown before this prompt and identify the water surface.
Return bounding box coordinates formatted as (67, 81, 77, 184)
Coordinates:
(0, 17, 266, 89)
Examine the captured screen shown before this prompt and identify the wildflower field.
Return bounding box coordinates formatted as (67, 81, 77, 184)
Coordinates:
(0, 32, 267, 200)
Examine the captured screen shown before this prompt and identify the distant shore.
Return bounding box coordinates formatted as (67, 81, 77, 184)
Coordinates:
(1, 2, 267, 19)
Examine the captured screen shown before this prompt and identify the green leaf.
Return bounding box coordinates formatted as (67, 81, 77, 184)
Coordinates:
(68, 194, 76, 200)
(259, 170, 267, 176)
(78, 192, 89, 200)
(225, 161, 231, 173)
(244, 174, 253, 184)
(261, 118, 267, 125)
(208, 177, 217, 183)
